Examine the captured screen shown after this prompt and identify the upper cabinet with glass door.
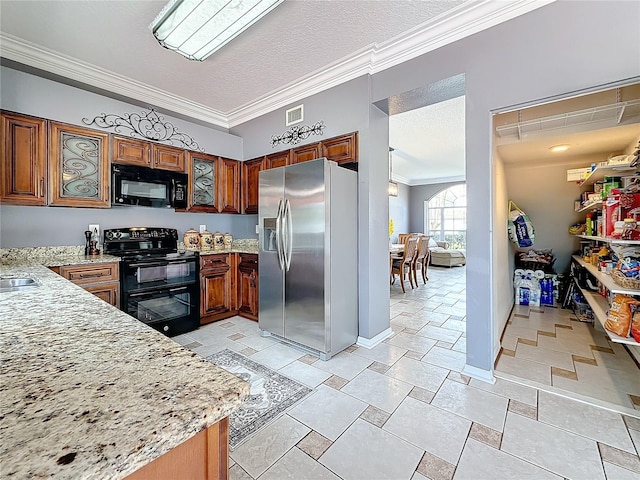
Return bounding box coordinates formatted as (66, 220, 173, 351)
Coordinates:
(49, 122, 110, 208)
(185, 151, 218, 212)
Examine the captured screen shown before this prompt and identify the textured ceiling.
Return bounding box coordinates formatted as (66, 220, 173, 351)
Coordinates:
(0, 0, 577, 184)
(0, 0, 464, 112)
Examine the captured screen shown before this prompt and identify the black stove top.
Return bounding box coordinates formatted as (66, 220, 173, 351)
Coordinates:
(103, 227, 183, 259)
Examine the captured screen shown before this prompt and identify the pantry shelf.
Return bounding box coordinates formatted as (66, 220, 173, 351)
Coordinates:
(578, 163, 636, 191)
(571, 255, 640, 295)
(573, 234, 640, 245)
(572, 255, 640, 345)
(574, 285, 639, 345)
(576, 200, 603, 213)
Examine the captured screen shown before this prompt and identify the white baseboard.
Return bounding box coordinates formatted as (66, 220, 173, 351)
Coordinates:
(462, 364, 496, 384)
(357, 328, 393, 349)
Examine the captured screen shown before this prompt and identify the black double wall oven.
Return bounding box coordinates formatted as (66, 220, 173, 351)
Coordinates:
(104, 227, 199, 336)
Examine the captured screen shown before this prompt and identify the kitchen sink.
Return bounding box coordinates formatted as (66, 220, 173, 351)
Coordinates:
(0, 277, 40, 292)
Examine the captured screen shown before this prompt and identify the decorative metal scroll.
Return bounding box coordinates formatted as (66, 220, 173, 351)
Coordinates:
(192, 158, 215, 206)
(271, 121, 325, 148)
(60, 133, 100, 198)
(82, 108, 204, 151)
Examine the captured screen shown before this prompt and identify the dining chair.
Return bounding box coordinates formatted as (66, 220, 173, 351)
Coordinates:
(391, 236, 418, 293)
(397, 233, 411, 244)
(412, 235, 431, 285)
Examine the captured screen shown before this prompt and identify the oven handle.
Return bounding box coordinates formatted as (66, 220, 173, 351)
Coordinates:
(128, 261, 170, 268)
(128, 286, 190, 297)
(127, 259, 193, 268)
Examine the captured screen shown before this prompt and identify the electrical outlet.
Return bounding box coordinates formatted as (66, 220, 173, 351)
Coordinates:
(89, 224, 100, 241)
(199, 225, 206, 233)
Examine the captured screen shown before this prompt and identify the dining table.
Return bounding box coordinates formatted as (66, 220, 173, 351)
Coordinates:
(389, 243, 404, 284)
(390, 243, 404, 256)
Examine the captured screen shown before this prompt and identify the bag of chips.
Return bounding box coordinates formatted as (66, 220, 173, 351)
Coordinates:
(631, 309, 640, 343)
(604, 294, 638, 337)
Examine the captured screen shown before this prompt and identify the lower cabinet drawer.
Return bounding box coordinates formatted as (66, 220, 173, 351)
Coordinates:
(53, 262, 121, 309)
(59, 263, 119, 285)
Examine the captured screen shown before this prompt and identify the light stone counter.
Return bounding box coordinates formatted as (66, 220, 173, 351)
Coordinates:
(0, 245, 121, 267)
(0, 263, 249, 479)
(190, 238, 259, 256)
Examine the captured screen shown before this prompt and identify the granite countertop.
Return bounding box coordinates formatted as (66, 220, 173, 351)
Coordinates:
(0, 245, 121, 267)
(0, 263, 250, 479)
(190, 238, 259, 255)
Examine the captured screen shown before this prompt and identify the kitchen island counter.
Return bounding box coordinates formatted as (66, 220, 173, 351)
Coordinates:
(0, 262, 249, 479)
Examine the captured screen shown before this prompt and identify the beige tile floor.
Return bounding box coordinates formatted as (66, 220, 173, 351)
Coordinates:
(171, 266, 640, 480)
(496, 303, 640, 414)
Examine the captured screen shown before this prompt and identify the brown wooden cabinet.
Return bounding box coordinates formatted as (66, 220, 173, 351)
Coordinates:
(322, 132, 358, 165)
(112, 136, 150, 167)
(54, 262, 120, 308)
(241, 157, 264, 214)
(200, 254, 236, 324)
(1, 111, 47, 206)
(237, 254, 259, 321)
(265, 151, 290, 169)
(126, 418, 229, 480)
(49, 122, 110, 208)
(113, 136, 186, 172)
(217, 157, 241, 214)
(154, 144, 186, 172)
(291, 143, 322, 164)
(186, 151, 218, 213)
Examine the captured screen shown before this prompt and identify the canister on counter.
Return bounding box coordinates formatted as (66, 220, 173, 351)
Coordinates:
(183, 228, 201, 251)
(213, 231, 224, 249)
(200, 229, 214, 250)
(224, 233, 233, 249)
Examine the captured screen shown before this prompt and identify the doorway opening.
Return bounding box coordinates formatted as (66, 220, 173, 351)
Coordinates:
(492, 81, 640, 414)
(382, 74, 468, 361)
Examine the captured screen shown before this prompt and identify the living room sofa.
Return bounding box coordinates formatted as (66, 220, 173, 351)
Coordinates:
(428, 239, 466, 267)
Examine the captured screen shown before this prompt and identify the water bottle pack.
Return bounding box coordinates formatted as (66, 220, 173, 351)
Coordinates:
(514, 269, 550, 307)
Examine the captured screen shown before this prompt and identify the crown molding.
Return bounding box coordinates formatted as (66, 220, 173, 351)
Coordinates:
(0, 0, 554, 130)
(408, 175, 466, 186)
(226, 0, 555, 127)
(0, 33, 229, 128)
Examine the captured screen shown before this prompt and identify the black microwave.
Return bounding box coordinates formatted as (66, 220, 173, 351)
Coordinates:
(112, 164, 188, 209)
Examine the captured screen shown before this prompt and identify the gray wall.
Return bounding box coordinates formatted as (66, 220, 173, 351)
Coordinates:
(504, 156, 602, 275)
(0, 205, 258, 248)
(368, 0, 639, 379)
(389, 182, 410, 243)
(237, 76, 371, 160)
(0, 66, 257, 248)
(409, 181, 463, 234)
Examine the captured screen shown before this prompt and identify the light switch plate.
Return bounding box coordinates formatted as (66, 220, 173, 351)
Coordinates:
(255, 224, 260, 234)
(199, 225, 206, 233)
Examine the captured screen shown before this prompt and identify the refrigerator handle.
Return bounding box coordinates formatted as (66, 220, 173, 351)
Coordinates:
(284, 198, 293, 271)
(276, 198, 285, 271)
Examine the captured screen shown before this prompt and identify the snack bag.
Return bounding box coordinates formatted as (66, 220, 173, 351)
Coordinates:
(604, 294, 638, 337)
(632, 309, 640, 343)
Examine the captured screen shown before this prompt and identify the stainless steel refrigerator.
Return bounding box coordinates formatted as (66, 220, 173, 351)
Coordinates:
(258, 158, 358, 360)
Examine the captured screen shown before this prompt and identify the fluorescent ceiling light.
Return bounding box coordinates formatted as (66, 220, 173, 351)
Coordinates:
(150, 0, 284, 61)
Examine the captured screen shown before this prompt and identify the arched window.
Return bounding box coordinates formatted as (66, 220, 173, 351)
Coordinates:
(424, 184, 467, 249)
